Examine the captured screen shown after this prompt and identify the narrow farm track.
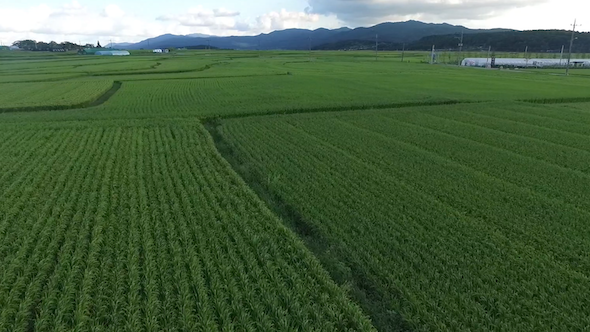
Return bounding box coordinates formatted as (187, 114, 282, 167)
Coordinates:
(87, 81, 122, 107)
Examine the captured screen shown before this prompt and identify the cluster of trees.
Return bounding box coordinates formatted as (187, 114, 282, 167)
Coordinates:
(314, 30, 590, 53)
(413, 30, 590, 53)
(11, 40, 98, 51)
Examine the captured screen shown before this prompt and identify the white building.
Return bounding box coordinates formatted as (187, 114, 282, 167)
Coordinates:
(461, 58, 590, 68)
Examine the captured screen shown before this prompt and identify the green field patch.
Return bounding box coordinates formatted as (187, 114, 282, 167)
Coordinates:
(0, 80, 115, 112)
(213, 102, 590, 331)
(0, 119, 374, 331)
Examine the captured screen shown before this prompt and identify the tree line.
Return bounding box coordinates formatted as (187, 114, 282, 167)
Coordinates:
(11, 40, 100, 51)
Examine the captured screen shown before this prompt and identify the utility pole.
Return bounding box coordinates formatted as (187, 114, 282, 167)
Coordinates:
(375, 34, 378, 61)
(524, 46, 529, 67)
(566, 19, 579, 76)
(401, 43, 405, 62)
(430, 45, 435, 64)
(560, 45, 565, 66)
(309, 35, 312, 61)
(457, 30, 464, 66)
(485, 46, 491, 68)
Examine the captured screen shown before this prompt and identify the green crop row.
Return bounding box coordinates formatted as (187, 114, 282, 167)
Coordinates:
(0, 119, 373, 331)
(215, 102, 590, 331)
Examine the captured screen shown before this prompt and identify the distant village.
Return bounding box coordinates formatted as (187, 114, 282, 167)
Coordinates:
(3, 40, 131, 56)
(1, 40, 178, 56)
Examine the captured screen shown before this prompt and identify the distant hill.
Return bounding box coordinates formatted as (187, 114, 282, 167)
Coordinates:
(326, 21, 508, 44)
(186, 33, 213, 38)
(119, 20, 510, 51)
(313, 30, 590, 53)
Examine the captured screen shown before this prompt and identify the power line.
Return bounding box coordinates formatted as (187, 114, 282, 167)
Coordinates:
(375, 34, 378, 61)
(309, 35, 312, 61)
(456, 30, 464, 66)
(401, 43, 405, 62)
(560, 45, 565, 66)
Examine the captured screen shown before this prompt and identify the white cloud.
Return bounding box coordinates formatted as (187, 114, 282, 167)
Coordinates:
(213, 8, 241, 18)
(0, 2, 333, 44)
(256, 9, 322, 31)
(306, 0, 545, 25)
(0, 1, 162, 44)
(102, 4, 126, 19)
(2, 0, 580, 46)
(156, 6, 242, 29)
(158, 7, 325, 35)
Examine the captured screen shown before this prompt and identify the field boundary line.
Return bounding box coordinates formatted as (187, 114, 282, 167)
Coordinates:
(457, 108, 590, 138)
(203, 99, 476, 121)
(373, 114, 590, 188)
(520, 96, 590, 104)
(423, 111, 590, 155)
(88, 61, 228, 77)
(0, 81, 122, 113)
(338, 117, 590, 222)
(125, 73, 289, 82)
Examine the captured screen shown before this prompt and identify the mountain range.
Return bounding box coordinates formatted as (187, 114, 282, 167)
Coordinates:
(111, 20, 510, 51)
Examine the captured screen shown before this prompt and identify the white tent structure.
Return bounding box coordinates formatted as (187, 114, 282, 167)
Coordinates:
(461, 58, 590, 68)
(95, 50, 130, 56)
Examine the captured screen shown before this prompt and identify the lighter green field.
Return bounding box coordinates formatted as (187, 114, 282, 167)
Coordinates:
(1, 50, 590, 331)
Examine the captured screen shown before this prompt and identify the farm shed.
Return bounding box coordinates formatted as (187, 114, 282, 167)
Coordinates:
(461, 58, 590, 68)
(95, 50, 130, 56)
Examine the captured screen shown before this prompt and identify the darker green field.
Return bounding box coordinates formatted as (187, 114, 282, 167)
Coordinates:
(213, 102, 590, 331)
(1, 50, 590, 331)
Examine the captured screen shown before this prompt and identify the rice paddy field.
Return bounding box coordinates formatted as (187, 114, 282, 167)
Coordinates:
(1, 49, 590, 331)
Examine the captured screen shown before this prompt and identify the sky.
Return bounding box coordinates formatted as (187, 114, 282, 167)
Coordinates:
(0, 0, 588, 45)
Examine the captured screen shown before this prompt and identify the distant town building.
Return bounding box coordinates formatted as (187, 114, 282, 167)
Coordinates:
(153, 49, 170, 53)
(461, 58, 590, 68)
